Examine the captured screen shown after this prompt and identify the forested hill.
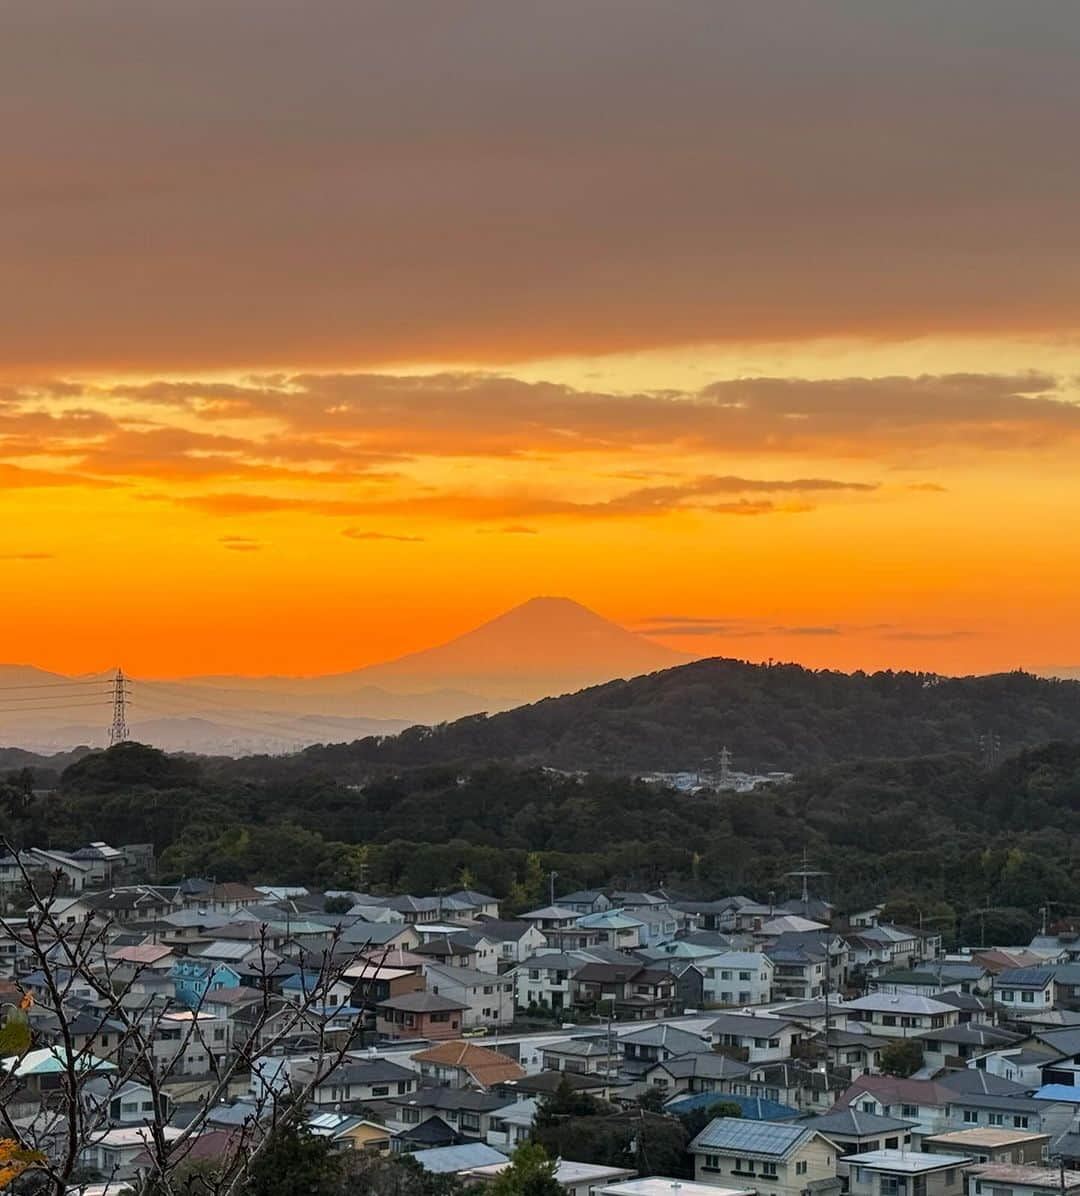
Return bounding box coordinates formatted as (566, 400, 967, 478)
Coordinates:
(284, 660, 1080, 776)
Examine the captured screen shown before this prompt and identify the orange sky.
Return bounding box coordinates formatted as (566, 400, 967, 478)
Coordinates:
(3, 2, 1080, 679)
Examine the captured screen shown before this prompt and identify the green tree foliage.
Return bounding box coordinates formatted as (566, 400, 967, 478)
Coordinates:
(879, 1038, 925, 1079)
(677, 1100, 743, 1140)
(237, 1120, 343, 1196)
(489, 1143, 563, 1196)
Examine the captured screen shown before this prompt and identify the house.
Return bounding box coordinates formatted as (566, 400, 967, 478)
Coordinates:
(384, 1088, 508, 1142)
(695, 951, 774, 1007)
(820, 1028, 889, 1073)
(643, 1051, 751, 1098)
(843, 993, 960, 1038)
(310, 1057, 417, 1105)
(491, 1069, 617, 1105)
(307, 1111, 392, 1153)
(170, 959, 242, 1008)
(514, 951, 587, 1012)
(996, 970, 1058, 1012)
(375, 991, 469, 1040)
(542, 1036, 621, 1076)
(558, 890, 614, 916)
(520, 905, 583, 944)
(448, 891, 501, 920)
(422, 962, 515, 1029)
(835, 1076, 955, 1138)
(802, 1109, 917, 1157)
(966, 1164, 1080, 1196)
(485, 1096, 539, 1151)
(471, 918, 548, 966)
(571, 962, 677, 1019)
(923, 1128, 1051, 1165)
(619, 1024, 711, 1076)
(409, 1142, 509, 1176)
(575, 910, 649, 951)
(844, 1150, 968, 1196)
(917, 1023, 1025, 1069)
(81, 1078, 174, 1127)
(845, 925, 933, 978)
(736, 1061, 849, 1115)
(79, 1126, 183, 1180)
(688, 1117, 842, 1196)
(767, 942, 829, 1001)
(705, 1014, 804, 1063)
(410, 1040, 527, 1090)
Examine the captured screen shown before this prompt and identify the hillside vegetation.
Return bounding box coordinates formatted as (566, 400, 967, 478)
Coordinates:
(4, 738, 1080, 941)
(270, 660, 1080, 775)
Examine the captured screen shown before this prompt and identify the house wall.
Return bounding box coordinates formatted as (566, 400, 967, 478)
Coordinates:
(848, 1168, 964, 1196)
(695, 1133, 837, 1196)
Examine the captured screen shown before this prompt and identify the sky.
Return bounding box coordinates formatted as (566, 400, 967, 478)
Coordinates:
(3, 1, 1080, 678)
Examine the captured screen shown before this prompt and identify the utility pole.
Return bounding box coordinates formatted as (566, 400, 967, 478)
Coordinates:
(549, 871, 559, 907)
(108, 668, 130, 747)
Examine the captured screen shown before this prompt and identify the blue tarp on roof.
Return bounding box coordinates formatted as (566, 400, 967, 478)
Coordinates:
(665, 1091, 801, 1121)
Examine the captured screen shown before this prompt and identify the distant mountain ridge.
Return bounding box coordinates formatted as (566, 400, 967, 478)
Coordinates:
(284, 659, 1080, 776)
(0, 597, 689, 754)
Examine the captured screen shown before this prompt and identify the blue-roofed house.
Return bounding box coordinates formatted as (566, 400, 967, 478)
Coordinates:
(170, 959, 241, 1008)
(688, 1117, 842, 1196)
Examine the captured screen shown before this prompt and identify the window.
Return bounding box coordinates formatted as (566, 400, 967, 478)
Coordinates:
(704, 1155, 720, 1171)
(882, 1015, 897, 1026)
(796, 1161, 808, 1176)
(371, 1085, 389, 1097)
(861, 1101, 877, 1114)
(740, 971, 752, 981)
(902, 1105, 918, 1118)
(988, 1113, 1004, 1127)
(1021, 991, 1035, 1004)
(963, 1109, 978, 1124)
(1013, 1116, 1029, 1129)
(1001, 990, 1014, 1002)
(762, 1162, 778, 1177)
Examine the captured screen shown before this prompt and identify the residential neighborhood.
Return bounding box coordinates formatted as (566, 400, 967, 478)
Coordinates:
(7, 850, 1080, 1193)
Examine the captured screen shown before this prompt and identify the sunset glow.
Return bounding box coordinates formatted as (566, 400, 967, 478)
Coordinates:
(4, 2, 1080, 679)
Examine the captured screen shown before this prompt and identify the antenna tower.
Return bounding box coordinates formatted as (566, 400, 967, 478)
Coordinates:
(108, 669, 130, 747)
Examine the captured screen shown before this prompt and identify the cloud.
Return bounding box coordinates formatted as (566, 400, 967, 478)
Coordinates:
(169, 473, 863, 523)
(0, 462, 118, 489)
(488, 525, 539, 535)
(0, 552, 54, 561)
(3, 4, 1080, 369)
(342, 529, 425, 543)
(105, 370, 1080, 462)
(219, 536, 263, 552)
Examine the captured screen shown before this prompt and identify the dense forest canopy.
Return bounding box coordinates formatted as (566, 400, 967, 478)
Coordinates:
(4, 737, 1080, 942)
(218, 661, 1080, 777)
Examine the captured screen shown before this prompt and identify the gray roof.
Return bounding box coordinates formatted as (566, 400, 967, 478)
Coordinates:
(804, 1109, 916, 1138)
(649, 1052, 751, 1080)
(689, 1117, 818, 1159)
(389, 1087, 506, 1113)
(620, 1024, 709, 1053)
(322, 1058, 416, 1085)
(378, 991, 469, 1012)
(997, 968, 1057, 989)
(937, 1069, 1031, 1097)
(707, 1013, 800, 1037)
(918, 1024, 1024, 1046)
(410, 1143, 507, 1174)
